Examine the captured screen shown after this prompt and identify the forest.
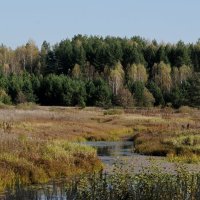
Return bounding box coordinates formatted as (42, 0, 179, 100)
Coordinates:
(0, 35, 200, 108)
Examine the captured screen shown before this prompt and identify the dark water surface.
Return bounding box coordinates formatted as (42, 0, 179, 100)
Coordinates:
(2, 141, 200, 200)
(84, 141, 135, 165)
(1, 141, 135, 200)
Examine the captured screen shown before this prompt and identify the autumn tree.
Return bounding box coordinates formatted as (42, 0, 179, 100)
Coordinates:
(25, 40, 40, 73)
(72, 64, 81, 79)
(172, 65, 192, 87)
(179, 65, 192, 83)
(108, 62, 125, 96)
(15, 45, 27, 71)
(115, 87, 134, 108)
(130, 81, 155, 107)
(152, 62, 172, 92)
(127, 63, 148, 83)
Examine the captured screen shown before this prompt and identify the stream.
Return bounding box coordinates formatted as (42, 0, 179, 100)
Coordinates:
(2, 141, 200, 200)
(84, 141, 200, 174)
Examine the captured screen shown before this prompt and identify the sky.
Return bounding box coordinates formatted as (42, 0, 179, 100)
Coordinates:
(0, 0, 200, 48)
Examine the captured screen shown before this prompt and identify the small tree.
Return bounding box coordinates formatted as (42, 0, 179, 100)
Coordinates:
(147, 81, 164, 106)
(72, 64, 81, 79)
(170, 87, 184, 108)
(108, 62, 124, 96)
(0, 89, 11, 104)
(179, 65, 192, 84)
(152, 61, 172, 92)
(186, 73, 200, 107)
(115, 87, 134, 108)
(127, 63, 148, 83)
(143, 88, 155, 107)
(93, 79, 112, 107)
(131, 81, 155, 107)
(16, 91, 27, 104)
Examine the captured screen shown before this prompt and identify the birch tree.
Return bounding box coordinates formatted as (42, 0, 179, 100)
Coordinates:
(109, 62, 125, 96)
(152, 61, 172, 92)
(127, 64, 148, 83)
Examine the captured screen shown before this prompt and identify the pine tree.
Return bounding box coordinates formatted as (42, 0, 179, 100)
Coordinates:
(187, 73, 200, 107)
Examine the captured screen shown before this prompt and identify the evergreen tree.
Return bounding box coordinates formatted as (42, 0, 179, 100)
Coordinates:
(186, 73, 200, 107)
(147, 81, 164, 106)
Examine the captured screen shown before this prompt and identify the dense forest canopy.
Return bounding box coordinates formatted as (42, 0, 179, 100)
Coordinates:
(0, 35, 200, 108)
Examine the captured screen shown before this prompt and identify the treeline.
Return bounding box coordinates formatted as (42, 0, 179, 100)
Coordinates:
(0, 35, 200, 107)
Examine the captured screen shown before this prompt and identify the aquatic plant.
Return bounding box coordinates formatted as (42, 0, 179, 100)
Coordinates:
(4, 166, 200, 200)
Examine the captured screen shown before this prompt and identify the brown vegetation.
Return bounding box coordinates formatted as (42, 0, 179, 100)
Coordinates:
(0, 105, 200, 192)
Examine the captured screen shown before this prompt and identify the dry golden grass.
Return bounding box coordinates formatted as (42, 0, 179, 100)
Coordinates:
(0, 132, 102, 192)
(0, 105, 200, 191)
(124, 107, 200, 159)
(0, 106, 199, 147)
(0, 107, 133, 141)
(0, 105, 199, 144)
(0, 106, 132, 192)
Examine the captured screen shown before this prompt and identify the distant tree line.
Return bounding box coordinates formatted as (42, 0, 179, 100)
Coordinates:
(0, 35, 200, 108)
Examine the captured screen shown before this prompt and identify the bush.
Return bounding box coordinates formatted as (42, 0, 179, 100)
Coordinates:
(16, 102, 38, 110)
(0, 89, 11, 104)
(178, 106, 195, 114)
(104, 108, 124, 115)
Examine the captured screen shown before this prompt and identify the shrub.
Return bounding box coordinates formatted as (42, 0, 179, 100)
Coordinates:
(0, 89, 11, 104)
(178, 106, 195, 114)
(104, 108, 124, 115)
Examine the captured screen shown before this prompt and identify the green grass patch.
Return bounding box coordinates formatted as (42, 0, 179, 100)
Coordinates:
(104, 108, 124, 115)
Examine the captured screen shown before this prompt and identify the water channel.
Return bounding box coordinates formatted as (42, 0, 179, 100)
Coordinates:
(2, 141, 200, 200)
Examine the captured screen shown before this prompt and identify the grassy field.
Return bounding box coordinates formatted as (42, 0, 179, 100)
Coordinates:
(128, 106, 200, 162)
(0, 105, 132, 192)
(0, 104, 200, 192)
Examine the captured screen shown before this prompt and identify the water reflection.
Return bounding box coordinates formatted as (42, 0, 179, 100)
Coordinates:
(85, 141, 134, 156)
(84, 141, 134, 165)
(3, 141, 200, 199)
(2, 141, 135, 200)
(4, 180, 75, 200)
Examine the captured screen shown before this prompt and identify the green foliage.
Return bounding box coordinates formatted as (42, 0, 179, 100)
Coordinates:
(185, 73, 200, 107)
(104, 108, 124, 115)
(0, 89, 11, 104)
(0, 74, 9, 91)
(129, 81, 154, 107)
(143, 88, 155, 107)
(0, 35, 200, 108)
(170, 87, 185, 108)
(130, 81, 145, 106)
(86, 79, 112, 107)
(39, 74, 86, 106)
(169, 41, 191, 67)
(7, 73, 36, 104)
(147, 81, 164, 106)
(7, 168, 200, 200)
(0, 135, 100, 193)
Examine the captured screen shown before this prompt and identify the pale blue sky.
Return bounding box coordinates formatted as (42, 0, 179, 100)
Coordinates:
(0, 0, 200, 48)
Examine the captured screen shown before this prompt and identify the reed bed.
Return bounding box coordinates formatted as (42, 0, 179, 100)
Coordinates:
(4, 165, 200, 200)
